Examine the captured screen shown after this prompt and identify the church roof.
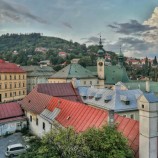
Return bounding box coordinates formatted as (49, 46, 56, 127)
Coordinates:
(50, 63, 96, 79)
(104, 65, 129, 84)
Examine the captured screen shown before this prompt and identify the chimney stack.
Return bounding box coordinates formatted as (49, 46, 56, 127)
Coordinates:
(108, 110, 114, 126)
(146, 80, 150, 92)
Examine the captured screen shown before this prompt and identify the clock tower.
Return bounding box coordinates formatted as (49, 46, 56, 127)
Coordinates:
(97, 35, 105, 79)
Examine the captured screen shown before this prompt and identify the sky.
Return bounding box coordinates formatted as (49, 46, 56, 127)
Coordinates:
(0, 0, 158, 58)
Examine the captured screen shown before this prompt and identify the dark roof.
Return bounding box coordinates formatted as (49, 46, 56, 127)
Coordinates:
(0, 102, 24, 121)
(37, 83, 82, 102)
(46, 97, 139, 157)
(21, 83, 82, 114)
(0, 59, 25, 73)
(21, 66, 55, 77)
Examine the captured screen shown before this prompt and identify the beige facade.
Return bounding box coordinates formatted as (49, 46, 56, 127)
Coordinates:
(0, 72, 27, 102)
(118, 110, 139, 120)
(48, 78, 102, 87)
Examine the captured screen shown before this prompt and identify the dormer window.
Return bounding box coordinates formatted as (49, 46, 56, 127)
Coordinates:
(83, 96, 87, 100)
(104, 95, 112, 103)
(120, 95, 130, 105)
(95, 94, 102, 101)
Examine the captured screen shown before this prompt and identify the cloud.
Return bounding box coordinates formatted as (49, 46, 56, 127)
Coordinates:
(108, 20, 157, 35)
(62, 22, 73, 29)
(0, 0, 47, 24)
(81, 36, 106, 44)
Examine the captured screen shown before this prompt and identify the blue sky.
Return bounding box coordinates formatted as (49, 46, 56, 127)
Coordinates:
(0, 0, 158, 58)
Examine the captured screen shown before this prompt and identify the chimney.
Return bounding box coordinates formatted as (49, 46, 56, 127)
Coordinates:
(71, 78, 80, 88)
(138, 94, 158, 158)
(146, 80, 150, 92)
(108, 110, 114, 126)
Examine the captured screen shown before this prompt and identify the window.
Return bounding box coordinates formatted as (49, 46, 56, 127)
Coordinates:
(130, 114, 135, 119)
(10, 83, 12, 89)
(43, 122, 45, 130)
(122, 115, 127, 117)
(10, 75, 12, 80)
(97, 80, 99, 84)
(36, 118, 38, 126)
(10, 92, 12, 97)
(23, 91, 25, 95)
(0, 75, 1, 80)
(14, 75, 16, 80)
(84, 81, 86, 85)
(23, 83, 25, 87)
(0, 84, 1, 89)
(30, 115, 32, 122)
(5, 93, 7, 98)
(19, 75, 20, 80)
(19, 82, 21, 87)
(23, 75, 25, 79)
(142, 104, 144, 109)
(5, 75, 7, 80)
(90, 81, 92, 85)
(5, 84, 7, 89)
(14, 83, 16, 88)
(14, 92, 16, 96)
(19, 91, 21, 95)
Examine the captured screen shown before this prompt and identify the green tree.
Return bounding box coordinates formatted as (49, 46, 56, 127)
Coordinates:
(19, 125, 133, 158)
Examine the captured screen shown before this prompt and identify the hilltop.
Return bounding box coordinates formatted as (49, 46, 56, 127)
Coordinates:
(0, 33, 117, 69)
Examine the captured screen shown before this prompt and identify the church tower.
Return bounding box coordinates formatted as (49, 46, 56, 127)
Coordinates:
(97, 35, 105, 79)
(118, 47, 124, 67)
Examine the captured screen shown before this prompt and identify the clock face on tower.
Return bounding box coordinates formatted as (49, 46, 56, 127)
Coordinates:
(99, 62, 103, 66)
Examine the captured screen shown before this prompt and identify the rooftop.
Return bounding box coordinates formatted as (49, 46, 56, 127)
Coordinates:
(0, 59, 25, 73)
(50, 63, 96, 79)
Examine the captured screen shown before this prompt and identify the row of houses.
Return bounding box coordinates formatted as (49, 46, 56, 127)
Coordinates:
(1, 81, 158, 158)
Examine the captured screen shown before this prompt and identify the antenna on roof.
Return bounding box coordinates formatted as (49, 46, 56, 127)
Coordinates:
(58, 100, 61, 107)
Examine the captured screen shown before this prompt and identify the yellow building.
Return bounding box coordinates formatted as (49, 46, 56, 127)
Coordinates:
(0, 59, 27, 103)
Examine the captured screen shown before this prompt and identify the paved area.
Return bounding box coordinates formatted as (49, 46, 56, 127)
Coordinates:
(0, 132, 25, 158)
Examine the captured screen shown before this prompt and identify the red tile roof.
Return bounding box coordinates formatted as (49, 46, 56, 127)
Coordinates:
(20, 87, 52, 114)
(37, 83, 82, 103)
(0, 59, 25, 73)
(0, 102, 24, 121)
(46, 97, 139, 157)
(0, 116, 27, 124)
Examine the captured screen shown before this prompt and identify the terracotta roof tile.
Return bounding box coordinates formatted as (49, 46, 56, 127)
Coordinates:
(0, 102, 24, 120)
(46, 97, 139, 157)
(0, 60, 25, 73)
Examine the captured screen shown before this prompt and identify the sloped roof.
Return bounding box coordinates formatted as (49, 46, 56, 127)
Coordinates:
(105, 65, 129, 84)
(20, 87, 53, 114)
(45, 97, 139, 157)
(50, 63, 96, 79)
(78, 86, 142, 112)
(22, 66, 55, 77)
(143, 93, 158, 103)
(124, 81, 158, 93)
(0, 59, 25, 73)
(0, 102, 24, 120)
(20, 83, 82, 114)
(37, 83, 82, 102)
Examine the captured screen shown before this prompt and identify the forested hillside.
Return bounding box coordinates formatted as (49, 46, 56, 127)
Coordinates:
(0, 33, 117, 70)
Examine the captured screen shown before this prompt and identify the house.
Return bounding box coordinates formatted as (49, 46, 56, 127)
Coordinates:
(78, 86, 143, 120)
(58, 52, 67, 58)
(126, 59, 140, 65)
(39, 60, 50, 66)
(35, 47, 48, 53)
(0, 59, 27, 103)
(22, 66, 56, 93)
(48, 63, 99, 87)
(0, 102, 27, 136)
(20, 95, 139, 157)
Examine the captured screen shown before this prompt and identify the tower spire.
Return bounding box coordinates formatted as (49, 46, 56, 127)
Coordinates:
(97, 33, 104, 57)
(118, 45, 124, 67)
